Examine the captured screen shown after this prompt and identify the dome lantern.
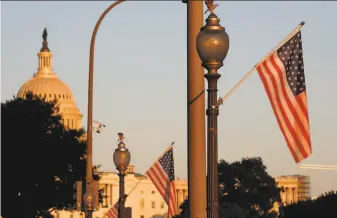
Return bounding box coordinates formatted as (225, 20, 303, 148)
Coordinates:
(17, 28, 82, 130)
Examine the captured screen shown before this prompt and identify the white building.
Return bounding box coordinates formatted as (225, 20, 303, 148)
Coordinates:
(51, 165, 188, 218)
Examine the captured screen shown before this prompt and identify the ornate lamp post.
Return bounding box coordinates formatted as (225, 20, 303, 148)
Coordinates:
(113, 133, 131, 218)
(196, 4, 229, 218)
(83, 192, 95, 218)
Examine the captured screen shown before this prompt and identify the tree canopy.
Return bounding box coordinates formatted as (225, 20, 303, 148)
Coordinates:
(177, 157, 281, 217)
(2, 93, 88, 217)
(281, 191, 337, 218)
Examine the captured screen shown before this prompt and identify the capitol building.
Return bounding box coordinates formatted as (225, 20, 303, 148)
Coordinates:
(16, 29, 188, 218)
(16, 29, 310, 218)
(17, 28, 82, 130)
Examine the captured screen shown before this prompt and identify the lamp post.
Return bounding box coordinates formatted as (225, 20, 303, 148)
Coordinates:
(83, 192, 95, 218)
(84, 0, 124, 217)
(196, 7, 229, 218)
(113, 133, 131, 218)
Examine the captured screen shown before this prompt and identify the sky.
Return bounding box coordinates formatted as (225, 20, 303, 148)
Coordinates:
(1, 1, 337, 198)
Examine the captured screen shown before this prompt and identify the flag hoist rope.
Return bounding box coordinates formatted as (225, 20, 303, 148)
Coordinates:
(213, 21, 306, 108)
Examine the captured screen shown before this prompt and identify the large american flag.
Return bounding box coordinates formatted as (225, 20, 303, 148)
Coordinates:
(146, 145, 177, 218)
(106, 194, 128, 218)
(256, 30, 312, 163)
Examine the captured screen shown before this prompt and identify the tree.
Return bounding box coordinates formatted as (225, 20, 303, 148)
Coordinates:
(1, 93, 92, 217)
(282, 191, 337, 218)
(178, 157, 281, 217)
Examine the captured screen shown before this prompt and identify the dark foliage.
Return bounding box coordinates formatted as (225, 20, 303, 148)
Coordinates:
(281, 191, 337, 218)
(218, 157, 281, 216)
(1, 93, 94, 217)
(178, 157, 281, 217)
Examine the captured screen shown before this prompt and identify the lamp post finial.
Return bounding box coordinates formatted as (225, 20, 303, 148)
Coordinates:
(205, 0, 219, 14)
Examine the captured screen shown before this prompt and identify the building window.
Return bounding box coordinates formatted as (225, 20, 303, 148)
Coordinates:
(140, 198, 144, 209)
(71, 119, 74, 128)
(70, 214, 74, 218)
(161, 202, 165, 208)
(152, 190, 155, 194)
(140, 216, 144, 218)
(151, 201, 155, 208)
(140, 190, 144, 194)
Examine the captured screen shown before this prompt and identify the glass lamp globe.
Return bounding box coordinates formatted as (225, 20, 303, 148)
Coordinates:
(83, 192, 95, 209)
(113, 142, 131, 172)
(196, 14, 230, 67)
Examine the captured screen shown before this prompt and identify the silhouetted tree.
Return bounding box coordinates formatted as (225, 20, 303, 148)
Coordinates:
(178, 157, 281, 217)
(1, 93, 96, 217)
(282, 190, 337, 218)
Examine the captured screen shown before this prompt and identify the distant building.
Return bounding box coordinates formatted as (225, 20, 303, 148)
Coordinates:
(49, 171, 311, 217)
(276, 175, 311, 204)
(51, 165, 188, 218)
(271, 175, 311, 213)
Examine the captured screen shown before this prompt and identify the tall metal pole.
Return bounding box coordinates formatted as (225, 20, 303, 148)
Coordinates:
(205, 70, 220, 218)
(86, 211, 93, 218)
(186, 1, 207, 218)
(118, 173, 126, 218)
(85, 1, 125, 216)
(196, 8, 230, 218)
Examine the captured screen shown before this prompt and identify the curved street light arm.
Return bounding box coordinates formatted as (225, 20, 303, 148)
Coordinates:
(86, 0, 125, 194)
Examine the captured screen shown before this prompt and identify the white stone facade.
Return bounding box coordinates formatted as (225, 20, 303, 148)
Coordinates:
(52, 165, 188, 218)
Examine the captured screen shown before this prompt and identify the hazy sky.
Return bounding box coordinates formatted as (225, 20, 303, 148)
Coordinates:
(2, 1, 337, 198)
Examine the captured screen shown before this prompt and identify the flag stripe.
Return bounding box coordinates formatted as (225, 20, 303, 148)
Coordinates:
(272, 54, 310, 131)
(273, 55, 310, 123)
(269, 54, 311, 154)
(257, 65, 302, 162)
(259, 61, 306, 159)
(260, 61, 307, 158)
(264, 58, 309, 154)
(147, 166, 166, 198)
(271, 55, 311, 155)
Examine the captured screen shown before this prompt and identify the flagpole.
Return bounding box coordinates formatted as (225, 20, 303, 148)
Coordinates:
(213, 21, 305, 108)
(126, 178, 142, 196)
(153, 142, 175, 164)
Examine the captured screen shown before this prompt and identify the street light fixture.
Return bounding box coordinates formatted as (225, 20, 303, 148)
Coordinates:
(196, 7, 229, 218)
(113, 133, 131, 218)
(83, 192, 95, 218)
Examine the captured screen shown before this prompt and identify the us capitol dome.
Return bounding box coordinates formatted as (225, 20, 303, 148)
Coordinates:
(17, 28, 82, 130)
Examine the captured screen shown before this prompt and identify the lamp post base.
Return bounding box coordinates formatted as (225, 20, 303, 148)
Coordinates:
(85, 210, 93, 218)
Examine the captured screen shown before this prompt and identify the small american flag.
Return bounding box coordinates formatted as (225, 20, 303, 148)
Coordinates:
(106, 194, 127, 218)
(256, 30, 312, 163)
(146, 145, 177, 218)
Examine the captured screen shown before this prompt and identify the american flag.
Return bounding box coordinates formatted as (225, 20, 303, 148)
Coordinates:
(106, 194, 127, 218)
(146, 145, 177, 218)
(256, 30, 312, 163)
